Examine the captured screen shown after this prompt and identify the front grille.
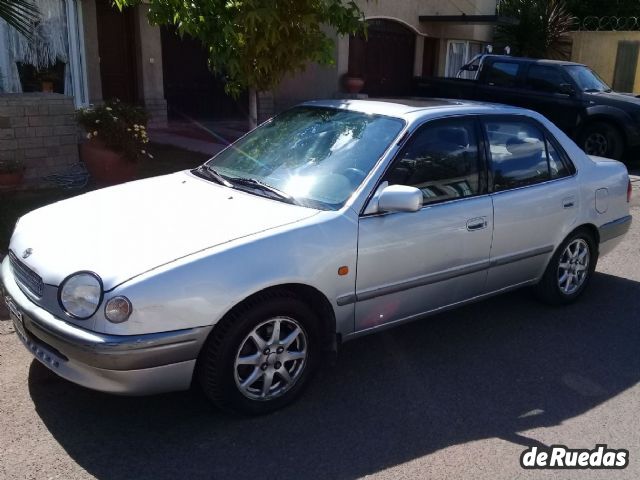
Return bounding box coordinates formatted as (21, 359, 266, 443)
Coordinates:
(9, 251, 44, 297)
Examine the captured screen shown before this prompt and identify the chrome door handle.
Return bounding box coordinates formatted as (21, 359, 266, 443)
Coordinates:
(466, 217, 487, 231)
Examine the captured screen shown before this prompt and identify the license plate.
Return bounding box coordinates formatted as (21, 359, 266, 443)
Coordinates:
(4, 296, 26, 338)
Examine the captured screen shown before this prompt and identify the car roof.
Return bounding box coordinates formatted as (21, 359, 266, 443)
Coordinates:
(301, 98, 520, 118)
(482, 54, 585, 67)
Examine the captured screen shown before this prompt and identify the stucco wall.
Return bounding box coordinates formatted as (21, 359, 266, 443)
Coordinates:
(271, 0, 499, 113)
(570, 31, 640, 93)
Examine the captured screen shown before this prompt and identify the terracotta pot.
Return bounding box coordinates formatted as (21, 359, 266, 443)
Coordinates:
(41, 81, 54, 93)
(0, 171, 24, 187)
(80, 139, 137, 185)
(345, 76, 365, 94)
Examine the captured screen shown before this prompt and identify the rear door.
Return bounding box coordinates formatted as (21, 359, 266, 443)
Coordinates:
(482, 116, 579, 292)
(477, 59, 526, 106)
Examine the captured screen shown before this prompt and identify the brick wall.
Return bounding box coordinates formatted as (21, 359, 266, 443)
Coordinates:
(0, 93, 79, 189)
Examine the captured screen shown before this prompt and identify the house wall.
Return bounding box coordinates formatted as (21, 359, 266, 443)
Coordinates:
(0, 93, 79, 188)
(271, 0, 498, 113)
(81, 0, 103, 105)
(570, 31, 640, 93)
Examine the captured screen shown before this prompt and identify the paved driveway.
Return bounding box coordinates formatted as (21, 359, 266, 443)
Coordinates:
(1, 179, 639, 480)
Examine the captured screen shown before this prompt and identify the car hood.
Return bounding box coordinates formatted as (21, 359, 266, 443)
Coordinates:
(584, 91, 640, 109)
(9, 171, 319, 290)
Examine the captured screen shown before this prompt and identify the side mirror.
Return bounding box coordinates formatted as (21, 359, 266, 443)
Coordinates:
(377, 185, 423, 213)
(558, 83, 576, 96)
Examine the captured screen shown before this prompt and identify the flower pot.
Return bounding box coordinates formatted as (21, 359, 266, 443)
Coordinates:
(41, 81, 54, 93)
(80, 139, 137, 185)
(0, 171, 24, 187)
(345, 76, 365, 94)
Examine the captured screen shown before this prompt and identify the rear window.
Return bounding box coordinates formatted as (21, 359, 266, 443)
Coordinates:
(483, 119, 572, 191)
(486, 62, 521, 87)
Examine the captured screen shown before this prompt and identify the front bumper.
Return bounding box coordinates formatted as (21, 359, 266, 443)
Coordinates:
(1, 256, 212, 395)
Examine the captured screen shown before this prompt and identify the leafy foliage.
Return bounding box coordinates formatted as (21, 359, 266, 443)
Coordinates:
(76, 100, 152, 163)
(114, 0, 366, 97)
(496, 0, 573, 59)
(565, 0, 640, 19)
(0, 0, 40, 39)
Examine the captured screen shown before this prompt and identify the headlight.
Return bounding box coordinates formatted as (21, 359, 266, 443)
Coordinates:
(104, 296, 132, 323)
(59, 272, 103, 319)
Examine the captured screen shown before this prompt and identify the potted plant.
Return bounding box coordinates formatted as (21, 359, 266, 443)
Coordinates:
(0, 158, 24, 187)
(77, 100, 152, 184)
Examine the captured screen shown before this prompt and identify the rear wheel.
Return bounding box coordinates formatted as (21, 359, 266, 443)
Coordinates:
(580, 122, 624, 160)
(535, 230, 598, 305)
(197, 291, 319, 415)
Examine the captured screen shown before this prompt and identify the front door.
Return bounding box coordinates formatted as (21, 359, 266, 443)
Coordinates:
(355, 117, 493, 332)
(96, 0, 137, 103)
(482, 116, 579, 292)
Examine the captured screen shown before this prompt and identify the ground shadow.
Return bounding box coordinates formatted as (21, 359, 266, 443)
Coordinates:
(29, 272, 640, 479)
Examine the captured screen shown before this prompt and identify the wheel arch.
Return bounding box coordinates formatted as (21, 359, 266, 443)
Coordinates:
(210, 283, 337, 355)
(579, 114, 628, 146)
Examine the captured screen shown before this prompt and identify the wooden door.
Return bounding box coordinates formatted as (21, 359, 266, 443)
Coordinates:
(96, 0, 138, 103)
(349, 20, 416, 97)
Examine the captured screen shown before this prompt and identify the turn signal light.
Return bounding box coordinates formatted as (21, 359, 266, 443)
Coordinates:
(338, 266, 349, 276)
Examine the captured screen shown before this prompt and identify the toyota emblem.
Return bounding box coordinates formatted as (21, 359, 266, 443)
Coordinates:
(22, 248, 33, 259)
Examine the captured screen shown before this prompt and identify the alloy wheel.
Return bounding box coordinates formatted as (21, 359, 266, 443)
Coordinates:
(234, 317, 308, 401)
(557, 239, 590, 295)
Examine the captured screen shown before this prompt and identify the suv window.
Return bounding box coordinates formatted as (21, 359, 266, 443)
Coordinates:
(486, 62, 520, 87)
(525, 65, 566, 93)
(484, 119, 569, 191)
(385, 118, 482, 205)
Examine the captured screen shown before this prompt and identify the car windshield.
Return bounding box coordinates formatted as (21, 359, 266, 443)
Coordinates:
(205, 106, 405, 210)
(564, 65, 612, 92)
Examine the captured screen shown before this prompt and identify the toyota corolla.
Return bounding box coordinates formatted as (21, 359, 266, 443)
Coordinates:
(1, 99, 632, 414)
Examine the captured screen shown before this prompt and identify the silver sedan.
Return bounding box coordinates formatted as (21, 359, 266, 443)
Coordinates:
(1, 99, 632, 414)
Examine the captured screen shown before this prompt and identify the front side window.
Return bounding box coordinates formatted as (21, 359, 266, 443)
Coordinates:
(385, 118, 482, 205)
(486, 62, 521, 87)
(526, 65, 567, 93)
(484, 119, 569, 191)
(207, 106, 404, 210)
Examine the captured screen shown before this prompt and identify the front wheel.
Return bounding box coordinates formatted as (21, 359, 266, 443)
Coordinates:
(535, 230, 598, 305)
(579, 122, 625, 160)
(197, 292, 319, 415)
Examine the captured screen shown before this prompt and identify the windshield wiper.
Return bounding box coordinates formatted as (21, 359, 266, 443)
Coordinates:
(193, 165, 233, 187)
(227, 177, 298, 204)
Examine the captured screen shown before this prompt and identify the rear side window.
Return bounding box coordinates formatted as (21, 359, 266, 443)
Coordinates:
(525, 65, 566, 93)
(484, 119, 570, 191)
(385, 118, 482, 205)
(486, 62, 521, 87)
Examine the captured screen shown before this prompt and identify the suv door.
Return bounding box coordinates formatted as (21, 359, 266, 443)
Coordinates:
(521, 64, 583, 134)
(482, 116, 579, 292)
(477, 59, 526, 106)
(354, 117, 493, 333)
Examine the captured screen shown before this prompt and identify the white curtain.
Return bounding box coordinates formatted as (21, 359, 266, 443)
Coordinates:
(446, 41, 467, 78)
(0, 0, 72, 94)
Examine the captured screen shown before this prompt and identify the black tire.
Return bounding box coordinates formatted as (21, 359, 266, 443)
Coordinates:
(535, 229, 598, 305)
(579, 122, 625, 160)
(197, 290, 319, 415)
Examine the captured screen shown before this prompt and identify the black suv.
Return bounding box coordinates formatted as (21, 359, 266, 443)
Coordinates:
(415, 54, 640, 160)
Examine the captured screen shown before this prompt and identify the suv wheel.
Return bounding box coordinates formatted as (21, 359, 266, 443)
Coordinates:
(580, 122, 624, 160)
(535, 229, 598, 305)
(197, 291, 319, 415)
